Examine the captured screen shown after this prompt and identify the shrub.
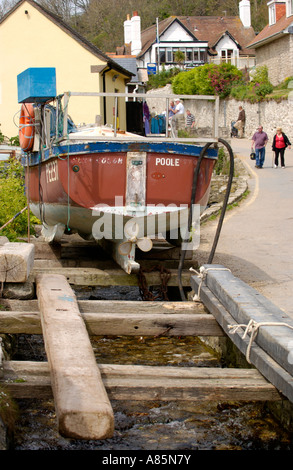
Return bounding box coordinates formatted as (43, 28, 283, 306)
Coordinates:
(0, 157, 39, 240)
(146, 66, 181, 90)
(208, 63, 243, 98)
(230, 65, 274, 102)
(172, 63, 243, 97)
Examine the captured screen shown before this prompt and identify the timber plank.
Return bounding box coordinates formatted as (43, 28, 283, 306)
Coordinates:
(36, 274, 114, 440)
(1, 299, 207, 314)
(32, 267, 191, 286)
(0, 310, 224, 336)
(2, 361, 281, 402)
(0, 299, 222, 336)
(0, 242, 35, 282)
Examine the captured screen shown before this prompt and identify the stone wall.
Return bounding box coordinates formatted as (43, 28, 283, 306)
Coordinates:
(220, 97, 293, 141)
(147, 85, 293, 142)
(254, 34, 293, 86)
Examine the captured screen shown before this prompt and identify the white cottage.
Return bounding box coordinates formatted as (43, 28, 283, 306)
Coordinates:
(115, 2, 256, 78)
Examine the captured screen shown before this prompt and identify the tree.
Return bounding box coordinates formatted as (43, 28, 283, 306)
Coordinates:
(174, 50, 185, 69)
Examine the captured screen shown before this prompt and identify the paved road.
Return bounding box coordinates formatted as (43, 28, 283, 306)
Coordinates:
(197, 137, 293, 319)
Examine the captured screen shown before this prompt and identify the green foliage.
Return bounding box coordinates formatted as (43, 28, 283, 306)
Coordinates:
(172, 63, 243, 97)
(174, 50, 185, 67)
(230, 65, 273, 102)
(151, 63, 275, 103)
(172, 65, 213, 95)
(146, 66, 181, 90)
(0, 157, 39, 240)
(214, 147, 231, 175)
(208, 63, 243, 98)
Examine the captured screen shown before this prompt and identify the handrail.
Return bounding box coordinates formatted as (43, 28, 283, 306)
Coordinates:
(59, 91, 220, 144)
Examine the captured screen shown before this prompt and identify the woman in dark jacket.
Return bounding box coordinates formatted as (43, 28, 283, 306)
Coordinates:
(272, 127, 291, 168)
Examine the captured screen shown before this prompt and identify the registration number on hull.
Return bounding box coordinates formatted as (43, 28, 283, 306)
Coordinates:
(46, 160, 59, 183)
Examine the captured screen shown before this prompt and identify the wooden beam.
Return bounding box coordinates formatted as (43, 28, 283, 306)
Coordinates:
(0, 299, 224, 336)
(2, 361, 282, 402)
(0, 310, 224, 336)
(36, 274, 114, 440)
(0, 242, 35, 282)
(32, 267, 191, 286)
(1, 299, 206, 314)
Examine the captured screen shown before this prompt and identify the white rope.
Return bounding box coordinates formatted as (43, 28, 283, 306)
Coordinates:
(190, 266, 231, 302)
(228, 319, 293, 364)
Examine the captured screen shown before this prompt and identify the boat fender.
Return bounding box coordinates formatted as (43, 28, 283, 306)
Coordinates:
(19, 103, 35, 151)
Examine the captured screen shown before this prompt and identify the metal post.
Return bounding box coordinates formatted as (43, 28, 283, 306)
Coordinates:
(165, 98, 169, 137)
(114, 96, 118, 136)
(26, 154, 30, 242)
(63, 92, 70, 138)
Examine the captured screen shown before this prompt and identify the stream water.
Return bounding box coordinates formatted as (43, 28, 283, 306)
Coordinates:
(9, 286, 293, 451)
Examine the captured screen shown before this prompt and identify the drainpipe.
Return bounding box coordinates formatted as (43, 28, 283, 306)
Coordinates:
(102, 65, 112, 125)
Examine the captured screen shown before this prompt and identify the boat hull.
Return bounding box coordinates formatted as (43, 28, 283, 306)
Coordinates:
(25, 140, 217, 272)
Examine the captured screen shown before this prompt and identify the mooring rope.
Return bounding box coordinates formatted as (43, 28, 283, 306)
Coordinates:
(190, 266, 231, 302)
(228, 319, 293, 364)
(0, 206, 27, 231)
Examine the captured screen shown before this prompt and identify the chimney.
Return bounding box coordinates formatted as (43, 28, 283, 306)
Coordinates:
(124, 14, 131, 44)
(275, 1, 286, 21)
(130, 11, 142, 55)
(239, 0, 251, 28)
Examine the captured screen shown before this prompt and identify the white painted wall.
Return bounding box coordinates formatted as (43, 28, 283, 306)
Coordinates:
(160, 22, 194, 42)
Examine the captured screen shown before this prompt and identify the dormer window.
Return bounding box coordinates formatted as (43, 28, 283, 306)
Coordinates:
(269, 2, 276, 23)
(286, 0, 293, 16)
(267, 0, 287, 22)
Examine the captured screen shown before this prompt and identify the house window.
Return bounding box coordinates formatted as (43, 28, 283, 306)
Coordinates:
(158, 46, 207, 65)
(287, 0, 293, 15)
(172, 48, 178, 62)
(193, 48, 199, 61)
(269, 3, 276, 24)
(199, 49, 206, 62)
(166, 48, 173, 63)
(221, 49, 234, 63)
(159, 48, 166, 63)
(186, 48, 193, 61)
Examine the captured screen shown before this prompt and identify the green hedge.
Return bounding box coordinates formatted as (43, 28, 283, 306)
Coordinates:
(0, 157, 39, 240)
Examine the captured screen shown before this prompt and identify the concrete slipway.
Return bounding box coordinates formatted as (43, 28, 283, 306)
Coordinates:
(192, 137, 293, 403)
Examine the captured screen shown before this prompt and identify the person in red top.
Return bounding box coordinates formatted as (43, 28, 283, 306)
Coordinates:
(272, 127, 291, 168)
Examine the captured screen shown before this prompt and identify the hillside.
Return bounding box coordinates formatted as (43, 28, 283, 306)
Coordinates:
(0, 0, 269, 53)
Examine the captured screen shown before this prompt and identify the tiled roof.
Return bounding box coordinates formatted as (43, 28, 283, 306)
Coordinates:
(247, 14, 293, 48)
(138, 16, 256, 57)
(109, 57, 139, 82)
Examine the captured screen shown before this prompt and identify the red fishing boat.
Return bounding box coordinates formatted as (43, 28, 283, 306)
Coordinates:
(19, 87, 219, 273)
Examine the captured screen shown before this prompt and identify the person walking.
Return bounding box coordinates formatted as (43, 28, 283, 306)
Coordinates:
(235, 105, 246, 138)
(251, 126, 268, 169)
(272, 127, 291, 168)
